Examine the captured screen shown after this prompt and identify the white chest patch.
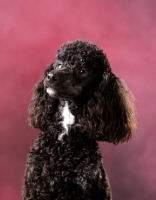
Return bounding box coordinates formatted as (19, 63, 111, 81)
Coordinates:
(58, 102, 75, 141)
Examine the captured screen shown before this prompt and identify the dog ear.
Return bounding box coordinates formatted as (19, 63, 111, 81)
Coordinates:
(28, 66, 59, 131)
(79, 72, 137, 144)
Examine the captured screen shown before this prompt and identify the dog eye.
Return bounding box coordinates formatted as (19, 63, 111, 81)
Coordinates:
(56, 64, 62, 69)
(78, 69, 88, 77)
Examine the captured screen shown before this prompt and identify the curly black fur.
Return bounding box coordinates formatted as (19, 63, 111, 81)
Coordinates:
(22, 40, 137, 200)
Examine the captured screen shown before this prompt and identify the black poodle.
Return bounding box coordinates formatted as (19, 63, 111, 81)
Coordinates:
(22, 40, 136, 200)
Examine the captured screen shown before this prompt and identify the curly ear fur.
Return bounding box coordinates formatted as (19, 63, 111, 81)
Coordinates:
(28, 73, 59, 131)
(78, 73, 137, 144)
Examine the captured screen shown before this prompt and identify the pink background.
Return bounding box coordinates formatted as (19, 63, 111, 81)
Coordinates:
(0, 0, 156, 199)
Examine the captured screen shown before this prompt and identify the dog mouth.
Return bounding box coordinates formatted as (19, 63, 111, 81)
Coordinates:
(46, 87, 56, 96)
(45, 80, 83, 100)
(44, 80, 56, 97)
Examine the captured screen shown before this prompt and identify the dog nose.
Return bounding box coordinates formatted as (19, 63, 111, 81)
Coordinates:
(47, 73, 53, 80)
(47, 73, 58, 82)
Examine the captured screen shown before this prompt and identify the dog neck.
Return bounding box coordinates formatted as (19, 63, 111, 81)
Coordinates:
(62, 101, 75, 131)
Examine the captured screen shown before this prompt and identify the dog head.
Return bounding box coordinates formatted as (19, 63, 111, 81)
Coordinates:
(28, 40, 137, 144)
(44, 40, 111, 105)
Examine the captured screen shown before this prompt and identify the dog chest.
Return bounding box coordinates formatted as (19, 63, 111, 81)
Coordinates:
(58, 101, 75, 140)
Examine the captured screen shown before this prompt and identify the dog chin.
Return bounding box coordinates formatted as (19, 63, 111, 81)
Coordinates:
(46, 87, 56, 97)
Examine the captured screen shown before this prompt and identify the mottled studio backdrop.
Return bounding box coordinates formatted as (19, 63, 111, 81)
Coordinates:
(0, 0, 156, 199)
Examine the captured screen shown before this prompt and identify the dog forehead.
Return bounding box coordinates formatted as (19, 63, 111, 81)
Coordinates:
(53, 54, 85, 69)
(55, 51, 100, 70)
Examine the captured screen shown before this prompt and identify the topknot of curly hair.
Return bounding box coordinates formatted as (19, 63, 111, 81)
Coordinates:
(56, 40, 111, 72)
